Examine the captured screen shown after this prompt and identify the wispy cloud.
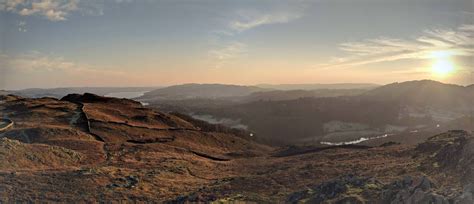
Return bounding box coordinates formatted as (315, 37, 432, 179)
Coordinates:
(208, 42, 247, 69)
(0, 0, 80, 21)
(208, 5, 306, 68)
(0, 0, 132, 21)
(322, 24, 474, 69)
(1, 51, 126, 76)
(229, 9, 302, 32)
(0, 51, 132, 89)
(18, 20, 27, 32)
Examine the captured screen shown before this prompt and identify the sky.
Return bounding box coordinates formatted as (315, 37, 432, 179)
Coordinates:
(0, 0, 473, 90)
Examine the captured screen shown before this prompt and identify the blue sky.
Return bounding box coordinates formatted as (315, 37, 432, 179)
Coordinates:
(1, 0, 473, 89)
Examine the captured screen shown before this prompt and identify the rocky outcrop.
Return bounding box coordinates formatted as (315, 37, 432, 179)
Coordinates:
(287, 175, 379, 203)
(61, 93, 141, 106)
(0, 94, 23, 102)
(381, 131, 474, 204)
(454, 184, 474, 204)
(287, 175, 473, 204)
(0, 137, 83, 170)
(106, 175, 140, 189)
(382, 176, 474, 204)
(381, 176, 449, 204)
(416, 130, 474, 185)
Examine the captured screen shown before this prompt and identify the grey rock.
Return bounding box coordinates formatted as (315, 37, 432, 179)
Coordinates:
(383, 176, 449, 204)
(454, 183, 474, 204)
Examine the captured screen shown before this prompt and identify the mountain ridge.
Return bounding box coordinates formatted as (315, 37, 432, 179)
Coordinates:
(256, 83, 380, 90)
(363, 80, 473, 111)
(137, 83, 269, 101)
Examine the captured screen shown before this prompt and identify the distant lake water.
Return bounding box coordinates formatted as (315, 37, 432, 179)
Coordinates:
(105, 91, 147, 99)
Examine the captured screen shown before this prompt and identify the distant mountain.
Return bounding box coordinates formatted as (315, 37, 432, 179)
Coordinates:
(137, 84, 268, 101)
(363, 80, 473, 111)
(468, 84, 474, 93)
(145, 80, 471, 145)
(0, 90, 10, 95)
(445, 116, 474, 130)
(10, 87, 157, 99)
(242, 89, 369, 102)
(256, 83, 379, 90)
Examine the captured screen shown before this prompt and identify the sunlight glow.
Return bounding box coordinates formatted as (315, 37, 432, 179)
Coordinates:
(430, 51, 456, 77)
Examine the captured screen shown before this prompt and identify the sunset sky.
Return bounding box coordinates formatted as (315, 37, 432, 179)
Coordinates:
(1, 0, 473, 90)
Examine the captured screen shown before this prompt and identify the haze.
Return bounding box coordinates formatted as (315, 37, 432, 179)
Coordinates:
(1, 0, 473, 90)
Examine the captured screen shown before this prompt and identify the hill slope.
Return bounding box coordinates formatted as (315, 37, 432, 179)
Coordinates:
(364, 80, 473, 111)
(256, 83, 379, 90)
(242, 89, 369, 102)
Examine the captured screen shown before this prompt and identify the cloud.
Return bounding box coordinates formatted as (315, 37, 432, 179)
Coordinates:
(1, 51, 125, 76)
(0, 0, 80, 21)
(1, 51, 74, 71)
(207, 5, 305, 69)
(322, 24, 474, 69)
(208, 42, 247, 68)
(18, 20, 27, 32)
(0, 51, 132, 89)
(0, 0, 130, 21)
(229, 10, 302, 32)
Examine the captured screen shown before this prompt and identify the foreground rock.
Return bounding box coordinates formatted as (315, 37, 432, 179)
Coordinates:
(0, 137, 82, 170)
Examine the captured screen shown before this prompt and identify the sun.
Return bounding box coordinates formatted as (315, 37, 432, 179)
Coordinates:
(430, 51, 456, 77)
(432, 59, 455, 76)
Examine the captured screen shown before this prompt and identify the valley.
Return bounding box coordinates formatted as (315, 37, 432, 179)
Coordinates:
(143, 80, 473, 146)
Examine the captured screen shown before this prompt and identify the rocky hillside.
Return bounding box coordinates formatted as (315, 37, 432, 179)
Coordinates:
(0, 93, 472, 203)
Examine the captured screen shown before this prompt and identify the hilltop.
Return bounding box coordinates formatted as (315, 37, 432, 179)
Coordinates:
(364, 80, 473, 111)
